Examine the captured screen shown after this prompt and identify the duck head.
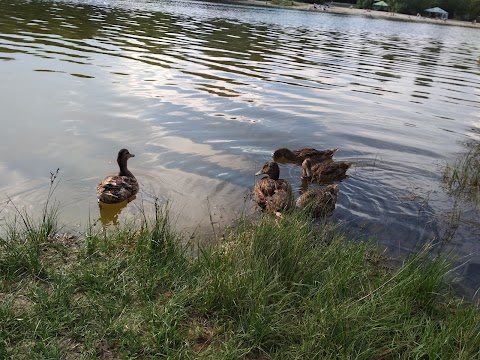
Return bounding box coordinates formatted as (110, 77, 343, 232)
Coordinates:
(117, 149, 135, 177)
(255, 161, 280, 180)
(272, 148, 293, 160)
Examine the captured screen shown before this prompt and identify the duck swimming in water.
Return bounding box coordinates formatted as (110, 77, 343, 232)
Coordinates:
(296, 184, 339, 217)
(273, 147, 338, 163)
(302, 158, 352, 183)
(97, 149, 139, 204)
(254, 161, 294, 213)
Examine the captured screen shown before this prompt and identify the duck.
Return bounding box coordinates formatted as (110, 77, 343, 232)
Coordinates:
(254, 161, 294, 213)
(302, 158, 352, 183)
(97, 149, 139, 204)
(273, 147, 338, 163)
(296, 184, 339, 217)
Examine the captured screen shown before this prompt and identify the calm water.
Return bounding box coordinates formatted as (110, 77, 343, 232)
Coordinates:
(1, 0, 479, 296)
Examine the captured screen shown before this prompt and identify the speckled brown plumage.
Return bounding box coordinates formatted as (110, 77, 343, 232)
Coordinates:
(296, 184, 339, 217)
(97, 149, 139, 204)
(254, 161, 294, 213)
(273, 147, 338, 163)
(302, 158, 352, 183)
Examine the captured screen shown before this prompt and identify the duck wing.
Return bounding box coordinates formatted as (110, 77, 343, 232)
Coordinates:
(312, 162, 351, 180)
(97, 175, 138, 203)
(255, 178, 293, 212)
(296, 186, 338, 217)
(266, 179, 294, 213)
(310, 148, 338, 161)
(295, 148, 338, 161)
(254, 178, 274, 210)
(294, 148, 323, 158)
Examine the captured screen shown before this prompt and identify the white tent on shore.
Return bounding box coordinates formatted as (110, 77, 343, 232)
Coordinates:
(425, 7, 448, 20)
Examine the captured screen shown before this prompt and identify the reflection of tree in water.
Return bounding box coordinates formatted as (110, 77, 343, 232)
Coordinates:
(0, 0, 101, 39)
(1, 0, 362, 93)
(0, 0, 281, 76)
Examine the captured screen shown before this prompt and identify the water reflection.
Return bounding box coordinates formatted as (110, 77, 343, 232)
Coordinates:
(98, 196, 135, 226)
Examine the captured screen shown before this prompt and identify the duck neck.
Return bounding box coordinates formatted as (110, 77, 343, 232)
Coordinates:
(269, 167, 280, 180)
(118, 159, 134, 177)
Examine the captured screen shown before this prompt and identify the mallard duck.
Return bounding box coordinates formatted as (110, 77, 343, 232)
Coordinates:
(296, 184, 339, 217)
(273, 147, 338, 163)
(254, 161, 294, 213)
(97, 149, 139, 204)
(302, 158, 352, 183)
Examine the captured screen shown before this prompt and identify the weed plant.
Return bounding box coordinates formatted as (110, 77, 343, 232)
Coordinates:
(443, 145, 480, 205)
(0, 198, 479, 358)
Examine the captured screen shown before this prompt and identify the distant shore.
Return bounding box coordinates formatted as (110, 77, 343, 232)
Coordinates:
(225, 0, 479, 29)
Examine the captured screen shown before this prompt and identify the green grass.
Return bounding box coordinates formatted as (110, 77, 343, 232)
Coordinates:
(271, 0, 296, 7)
(0, 203, 479, 359)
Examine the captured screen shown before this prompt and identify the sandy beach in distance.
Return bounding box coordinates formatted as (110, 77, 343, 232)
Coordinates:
(226, 0, 479, 29)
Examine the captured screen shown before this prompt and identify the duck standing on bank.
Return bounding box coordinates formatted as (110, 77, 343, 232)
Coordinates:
(97, 149, 139, 204)
(273, 147, 338, 164)
(302, 158, 352, 183)
(254, 161, 294, 213)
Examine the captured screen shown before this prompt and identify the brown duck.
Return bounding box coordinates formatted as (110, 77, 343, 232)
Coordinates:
(254, 161, 294, 213)
(273, 147, 338, 163)
(97, 149, 139, 204)
(302, 158, 352, 183)
(296, 184, 339, 217)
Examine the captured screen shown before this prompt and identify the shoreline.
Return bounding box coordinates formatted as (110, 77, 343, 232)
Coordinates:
(2, 204, 479, 358)
(225, 0, 480, 29)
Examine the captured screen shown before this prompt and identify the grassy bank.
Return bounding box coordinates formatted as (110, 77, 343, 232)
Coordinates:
(0, 203, 479, 359)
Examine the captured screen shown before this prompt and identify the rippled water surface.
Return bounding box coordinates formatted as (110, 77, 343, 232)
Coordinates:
(1, 0, 479, 295)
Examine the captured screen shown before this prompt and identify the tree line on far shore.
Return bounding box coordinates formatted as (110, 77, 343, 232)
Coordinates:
(301, 0, 480, 21)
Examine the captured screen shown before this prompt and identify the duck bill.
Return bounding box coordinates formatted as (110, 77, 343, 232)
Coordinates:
(255, 170, 263, 176)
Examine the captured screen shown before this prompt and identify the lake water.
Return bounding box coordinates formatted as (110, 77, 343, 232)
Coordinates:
(1, 0, 479, 297)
